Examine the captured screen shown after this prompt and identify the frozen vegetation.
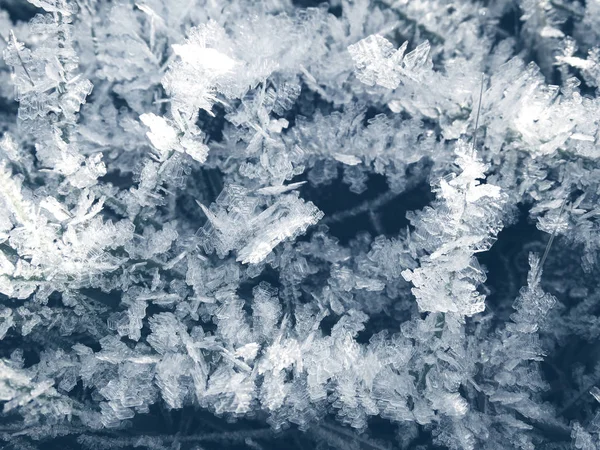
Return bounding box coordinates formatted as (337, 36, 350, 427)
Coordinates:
(0, 0, 600, 449)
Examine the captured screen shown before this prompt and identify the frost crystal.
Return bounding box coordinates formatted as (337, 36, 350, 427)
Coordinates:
(198, 186, 323, 264)
(402, 142, 506, 315)
(163, 20, 238, 119)
(348, 35, 431, 89)
(140, 113, 208, 163)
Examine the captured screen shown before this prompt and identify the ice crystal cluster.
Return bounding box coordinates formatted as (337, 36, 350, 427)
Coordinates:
(2, 0, 600, 449)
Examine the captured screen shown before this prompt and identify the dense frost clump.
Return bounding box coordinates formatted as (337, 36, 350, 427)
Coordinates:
(1, 0, 600, 449)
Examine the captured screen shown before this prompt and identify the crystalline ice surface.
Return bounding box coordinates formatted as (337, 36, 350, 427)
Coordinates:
(0, 1, 599, 449)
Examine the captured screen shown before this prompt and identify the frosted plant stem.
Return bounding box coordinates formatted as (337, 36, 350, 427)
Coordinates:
(318, 421, 390, 450)
(535, 195, 568, 284)
(321, 190, 397, 225)
(472, 73, 485, 150)
(558, 374, 600, 417)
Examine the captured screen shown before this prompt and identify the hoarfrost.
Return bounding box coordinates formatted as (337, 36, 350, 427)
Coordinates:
(0, 0, 597, 449)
